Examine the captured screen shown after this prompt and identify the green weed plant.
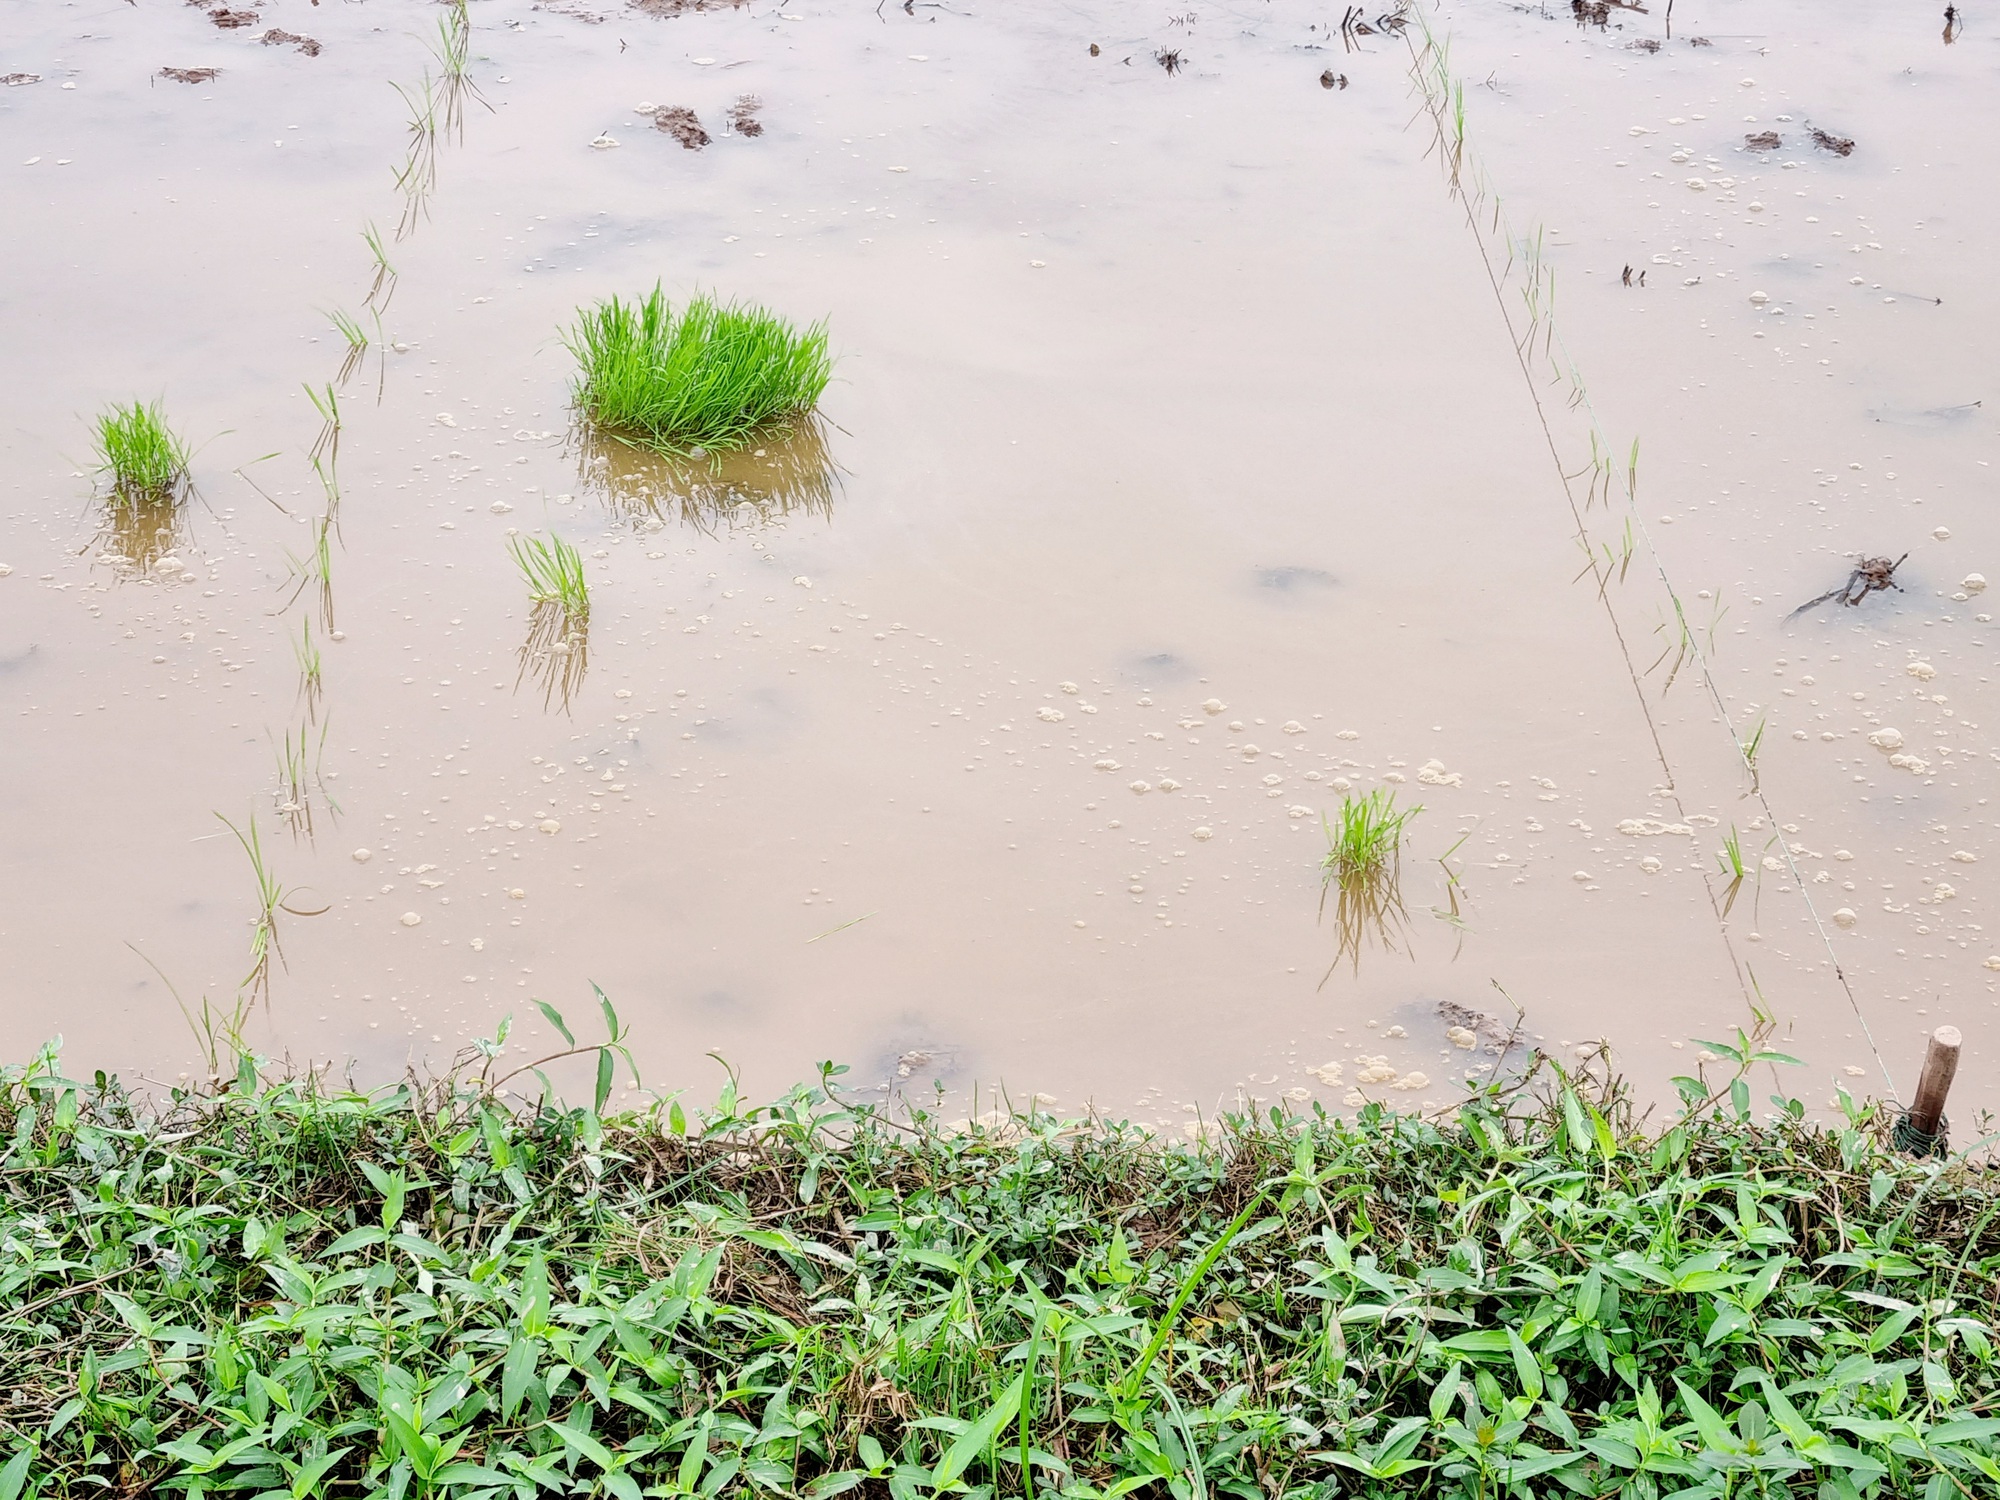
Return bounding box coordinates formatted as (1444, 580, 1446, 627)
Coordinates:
(5, 1004, 2000, 1499)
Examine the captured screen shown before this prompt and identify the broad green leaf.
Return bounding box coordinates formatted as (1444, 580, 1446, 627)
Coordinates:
(933, 1374, 1023, 1487)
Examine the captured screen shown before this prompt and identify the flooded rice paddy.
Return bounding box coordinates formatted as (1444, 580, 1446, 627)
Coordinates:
(2, 0, 1997, 1129)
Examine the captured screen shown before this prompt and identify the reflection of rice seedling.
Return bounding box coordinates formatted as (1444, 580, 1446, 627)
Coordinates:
(218, 813, 327, 1005)
(576, 418, 836, 534)
(271, 720, 335, 840)
(94, 401, 192, 504)
(510, 535, 590, 712)
(516, 601, 590, 714)
(1740, 713, 1766, 793)
(1318, 789, 1422, 979)
(283, 516, 335, 631)
(96, 492, 187, 576)
(293, 619, 323, 720)
(509, 534, 589, 614)
(566, 287, 831, 456)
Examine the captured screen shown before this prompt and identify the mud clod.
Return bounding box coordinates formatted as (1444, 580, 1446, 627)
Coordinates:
(653, 106, 710, 149)
(1787, 553, 1908, 620)
(726, 94, 764, 137)
(1810, 126, 1856, 156)
(629, 0, 746, 15)
(1320, 69, 1348, 89)
(208, 8, 260, 29)
(159, 67, 222, 84)
(1745, 130, 1781, 150)
(260, 29, 322, 57)
(1, 73, 42, 87)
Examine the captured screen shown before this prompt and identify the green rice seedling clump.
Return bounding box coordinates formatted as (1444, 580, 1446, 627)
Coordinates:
(567, 286, 831, 455)
(93, 400, 191, 503)
(7, 1004, 2000, 1497)
(1322, 786, 1420, 887)
(509, 532, 589, 615)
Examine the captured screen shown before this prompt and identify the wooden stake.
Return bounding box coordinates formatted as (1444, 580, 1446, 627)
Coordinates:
(1907, 1025, 1962, 1140)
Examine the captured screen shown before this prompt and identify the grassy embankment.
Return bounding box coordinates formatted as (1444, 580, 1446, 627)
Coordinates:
(3, 1002, 1999, 1499)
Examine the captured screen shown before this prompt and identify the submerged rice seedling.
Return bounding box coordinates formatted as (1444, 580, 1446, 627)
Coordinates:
(1320, 788, 1422, 977)
(93, 400, 192, 504)
(566, 287, 832, 456)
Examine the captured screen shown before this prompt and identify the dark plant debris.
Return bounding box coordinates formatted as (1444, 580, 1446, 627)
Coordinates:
(1, 72, 42, 86)
(1620, 264, 1647, 287)
(653, 105, 710, 149)
(158, 67, 222, 83)
(1155, 46, 1185, 76)
(208, 7, 259, 28)
(1320, 68, 1349, 89)
(1786, 553, 1908, 619)
(630, 0, 747, 15)
(1810, 125, 1856, 156)
(1629, 37, 1660, 52)
(725, 93, 763, 137)
(260, 28, 322, 57)
(1746, 130, 1782, 150)
(1945, 3, 1962, 44)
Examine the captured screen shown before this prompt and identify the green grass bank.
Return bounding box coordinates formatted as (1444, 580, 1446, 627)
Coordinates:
(4, 1015, 2000, 1500)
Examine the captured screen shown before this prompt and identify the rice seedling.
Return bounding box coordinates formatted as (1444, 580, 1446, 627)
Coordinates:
(509, 533, 588, 613)
(1319, 788, 1422, 977)
(1741, 711, 1767, 792)
(324, 305, 370, 386)
(92, 400, 192, 505)
(1717, 823, 1748, 916)
(8, 1001, 1998, 1500)
(361, 220, 397, 307)
(516, 599, 590, 713)
(565, 286, 832, 456)
(216, 812, 326, 1003)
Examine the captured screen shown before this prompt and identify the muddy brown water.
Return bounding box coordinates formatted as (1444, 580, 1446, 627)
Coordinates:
(1, 0, 1996, 1131)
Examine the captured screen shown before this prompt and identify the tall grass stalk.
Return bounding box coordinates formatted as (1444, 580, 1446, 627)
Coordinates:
(93, 401, 192, 504)
(566, 287, 832, 455)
